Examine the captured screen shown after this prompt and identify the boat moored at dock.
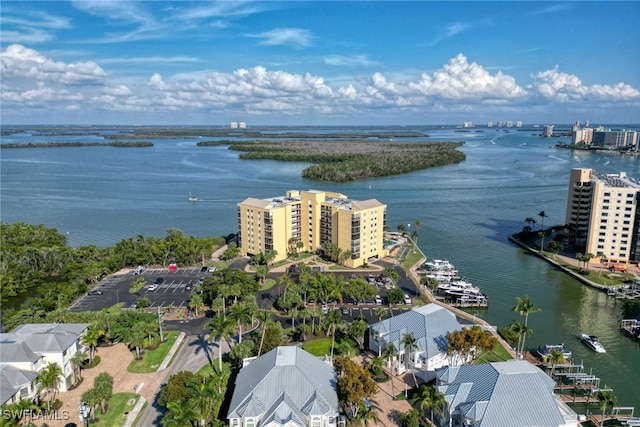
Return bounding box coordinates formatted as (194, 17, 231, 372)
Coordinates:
(537, 343, 572, 361)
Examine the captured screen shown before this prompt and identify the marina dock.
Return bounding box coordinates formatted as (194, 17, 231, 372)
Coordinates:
(621, 319, 640, 340)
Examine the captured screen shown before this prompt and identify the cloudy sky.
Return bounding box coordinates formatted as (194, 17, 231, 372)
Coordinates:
(1, 1, 639, 126)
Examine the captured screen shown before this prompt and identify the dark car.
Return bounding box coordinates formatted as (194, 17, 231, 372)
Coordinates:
(154, 277, 164, 285)
(87, 290, 103, 296)
(200, 266, 208, 272)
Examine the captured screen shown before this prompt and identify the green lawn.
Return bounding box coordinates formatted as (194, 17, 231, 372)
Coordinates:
(261, 278, 277, 290)
(401, 247, 424, 270)
(93, 392, 138, 427)
(474, 342, 514, 364)
(303, 338, 332, 356)
(128, 331, 180, 373)
(197, 360, 231, 376)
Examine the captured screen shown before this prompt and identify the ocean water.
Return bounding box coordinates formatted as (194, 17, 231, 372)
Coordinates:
(2, 126, 640, 409)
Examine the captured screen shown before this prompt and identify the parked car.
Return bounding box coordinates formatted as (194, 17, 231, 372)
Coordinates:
(133, 265, 146, 275)
(321, 304, 329, 313)
(200, 266, 208, 272)
(341, 307, 350, 315)
(375, 295, 383, 305)
(404, 294, 412, 304)
(148, 284, 158, 291)
(208, 266, 217, 273)
(154, 277, 164, 285)
(87, 290, 103, 296)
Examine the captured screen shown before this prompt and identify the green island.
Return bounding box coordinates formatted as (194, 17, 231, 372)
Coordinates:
(1, 141, 153, 148)
(200, 139, 466, 182)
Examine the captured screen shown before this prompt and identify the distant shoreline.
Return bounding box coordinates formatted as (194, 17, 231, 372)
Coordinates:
(1, 141, 153, 148)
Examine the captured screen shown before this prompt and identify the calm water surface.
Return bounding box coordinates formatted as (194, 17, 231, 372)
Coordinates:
(2, 127, 640, 408)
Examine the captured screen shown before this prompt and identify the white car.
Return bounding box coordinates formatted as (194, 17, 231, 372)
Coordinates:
(208, 266, 217, 273)
(375, 295, 383, 305)
(148, 284, 158, 291)
(404, 294, 412, 304)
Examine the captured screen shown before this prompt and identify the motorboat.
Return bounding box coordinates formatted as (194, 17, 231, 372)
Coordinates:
(580, 334, 606, 353)
(438, 280, 483, 297)
(188, 192, 199, 202)
(537, 344, 572, 360)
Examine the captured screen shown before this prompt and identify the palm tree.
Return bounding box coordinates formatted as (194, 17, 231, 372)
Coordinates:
(186, 377, 217, 427)
(162, 401, 196, 427)
(538, 210, 548, 230)
(401, 332, 419, 387)
(206, 315, 235, 370)
(411, 384, 449, 425)
(524, 217, 535, 230)
(82, 324, 105, 363)
(323, 309, 342, 360)
(547, 348, 565, 377)
(188, 293, 204, 316)
(37, 362, 63, 409)
(512, 295, 541, 357)
(383, 343, 397, 397)
(256, 311, 272, 356)
(228, 303, 252, 344)
(374, 307, 387, 321)
(595, 389, 618, 427)
(413, 219, 422, 245)
(508, 320, 527, 356)
(70, 351, 86, 386)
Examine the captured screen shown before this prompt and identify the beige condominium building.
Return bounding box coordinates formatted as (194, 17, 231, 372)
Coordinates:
(237, 190, 387, 268)
(565, 168, 640, 265)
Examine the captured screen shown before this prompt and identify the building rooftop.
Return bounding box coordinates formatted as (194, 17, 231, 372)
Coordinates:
(594, 171, 640, 189)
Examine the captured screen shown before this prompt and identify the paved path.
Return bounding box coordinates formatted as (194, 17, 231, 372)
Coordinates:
(39, 332, 185, 427)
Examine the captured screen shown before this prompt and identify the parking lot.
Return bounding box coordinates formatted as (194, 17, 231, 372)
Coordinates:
(69, 266, 212, 313)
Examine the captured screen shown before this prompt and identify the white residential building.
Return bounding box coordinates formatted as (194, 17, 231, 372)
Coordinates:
(227, 346, 340, 427)
(0, 323, 89, 405)
(368, 304, 463, 382)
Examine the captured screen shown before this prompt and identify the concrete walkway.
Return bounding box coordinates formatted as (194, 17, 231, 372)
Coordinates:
(121, 331, 185, 427)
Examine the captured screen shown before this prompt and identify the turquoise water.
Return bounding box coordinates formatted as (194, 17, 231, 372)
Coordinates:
(2, 126, 639, 408)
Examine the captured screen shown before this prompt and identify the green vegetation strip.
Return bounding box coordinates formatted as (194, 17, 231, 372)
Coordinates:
(199, 139, 465, 182)
(128, 331, 180, 373)
(1, 141, 153, 148)
(94, 392, 137, 427)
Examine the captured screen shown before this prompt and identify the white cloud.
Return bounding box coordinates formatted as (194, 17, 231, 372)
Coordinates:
(408, 54, 527, 99)
(324, 54, 379, 68)
(430, 21, 472, 46)
(248, 28, 313, 49)
(2, 46, 638, 123)
(0, 44, 107, 84)
(532, 67, 640, 101)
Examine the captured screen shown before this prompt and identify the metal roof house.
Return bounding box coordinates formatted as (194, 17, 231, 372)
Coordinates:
(435, 360, 580, 427)
(0, 323, 89, 406)
(227, 346, 340, 427)
(368, 304, 463, 380)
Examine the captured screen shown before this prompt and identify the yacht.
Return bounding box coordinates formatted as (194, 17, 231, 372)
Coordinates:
(580, 334, 606, 353)
(537, 344, 572, 360)
(438, 280, 483, 298)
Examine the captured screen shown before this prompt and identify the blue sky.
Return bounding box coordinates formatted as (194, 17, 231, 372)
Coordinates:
(1, 1, 639, 126)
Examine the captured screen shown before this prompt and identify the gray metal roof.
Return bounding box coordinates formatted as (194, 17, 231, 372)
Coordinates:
(0, 340, 41, 364)
(436, 360, 580, 427)
(0, 365, 38, 405)
(228, 346, 338, 424)
(369, 303, 462, 358)
(1, 323, 88, 355)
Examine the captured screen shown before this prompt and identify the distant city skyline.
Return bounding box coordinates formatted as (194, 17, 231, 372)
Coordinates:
(1, 1, 639, 126)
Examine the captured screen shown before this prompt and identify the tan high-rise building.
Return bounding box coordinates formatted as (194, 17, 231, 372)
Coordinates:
(237, 190, 387, 268)
(565, 168, 640, 264)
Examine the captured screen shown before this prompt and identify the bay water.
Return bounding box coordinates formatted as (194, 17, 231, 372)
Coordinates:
(2, 126, 639, 409)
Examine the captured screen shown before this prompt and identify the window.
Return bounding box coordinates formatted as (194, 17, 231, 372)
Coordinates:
(311, 417, 322, 427)
(246, 419, 255, 427)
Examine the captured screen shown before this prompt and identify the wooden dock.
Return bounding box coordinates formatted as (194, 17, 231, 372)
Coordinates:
(607, 284, 640, 299)
(621, 319, 640, 340)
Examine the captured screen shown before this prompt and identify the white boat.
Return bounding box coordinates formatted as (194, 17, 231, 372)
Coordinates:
(438, 280, 483, 297)
(537, 344, 572, 360)
(188, 192, 199, 202)
(580, 334, 606, 353)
